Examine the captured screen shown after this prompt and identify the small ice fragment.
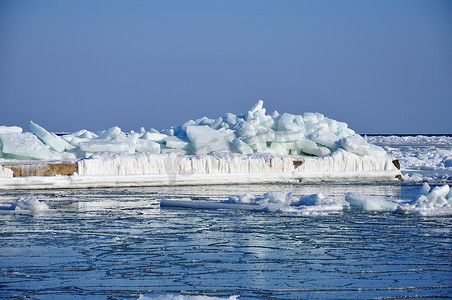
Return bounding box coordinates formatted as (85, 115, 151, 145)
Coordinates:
(10, 196, 49, 211)
(345, 192, 397, 211)
(0, 126, 23, 134)
(97, 126, 121, 140)
(418, 182, 430, 197)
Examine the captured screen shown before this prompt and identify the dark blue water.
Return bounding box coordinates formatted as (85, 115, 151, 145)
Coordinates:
(1, 183, 451, 299)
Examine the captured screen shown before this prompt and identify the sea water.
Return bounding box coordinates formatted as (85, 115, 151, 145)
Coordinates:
(0, 183, 451, 299)
(1, 134, 451, 299)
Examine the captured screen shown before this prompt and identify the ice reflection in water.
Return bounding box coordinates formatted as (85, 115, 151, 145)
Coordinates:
(0, 183, 451, 299)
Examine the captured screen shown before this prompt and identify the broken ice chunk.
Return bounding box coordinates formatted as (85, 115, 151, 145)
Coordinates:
(0, 132, 54, 160)
(186, 125, 234, 155)
(0, 126, 23, 134)
(345, 192, 398, 211)
(136, 139, 161, 154)
(29, 121, 73, 152)
(79, 140, 132, 153)
(276, 113, 299, 132)
(141, 132, 168, 142)
(340, 135, 386, 157)
(310, 128, 340, 150)
(232, 138, 254, 154)
(295, 139, 331, 156)
(164, 136, 190, 149)
(97, 126, 121, 140)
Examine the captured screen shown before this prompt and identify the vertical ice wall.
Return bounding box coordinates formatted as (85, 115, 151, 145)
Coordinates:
(77, 152, 295, 176)
(296, 149, 398, 172)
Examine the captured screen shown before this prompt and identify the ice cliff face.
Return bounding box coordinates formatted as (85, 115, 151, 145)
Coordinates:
(0, 100, 385, 161)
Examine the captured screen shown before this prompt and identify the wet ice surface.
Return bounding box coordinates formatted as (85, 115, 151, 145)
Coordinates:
(1, 183, 451, 299)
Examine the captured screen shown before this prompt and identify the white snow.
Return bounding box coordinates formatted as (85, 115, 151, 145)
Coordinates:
(9, 196, 49, 211)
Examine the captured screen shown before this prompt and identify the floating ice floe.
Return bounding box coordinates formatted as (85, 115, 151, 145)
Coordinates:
(9, 196, 49, 211)
(162, 184, 452, 217)
(162, 192, 346, 216)
(345, 192, 398, 211)
(395, 183, 452, 216)
(346, 183, 452, 216)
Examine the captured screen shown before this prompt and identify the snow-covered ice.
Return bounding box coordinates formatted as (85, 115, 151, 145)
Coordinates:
(366, 135, 452, 183)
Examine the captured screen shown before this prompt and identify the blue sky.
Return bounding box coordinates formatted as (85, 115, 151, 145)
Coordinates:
(1, 0, 451, 134)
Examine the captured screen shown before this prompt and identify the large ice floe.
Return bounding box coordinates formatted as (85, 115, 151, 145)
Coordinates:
(0, 101, 400, 187)
(161, 184, 452, 217)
